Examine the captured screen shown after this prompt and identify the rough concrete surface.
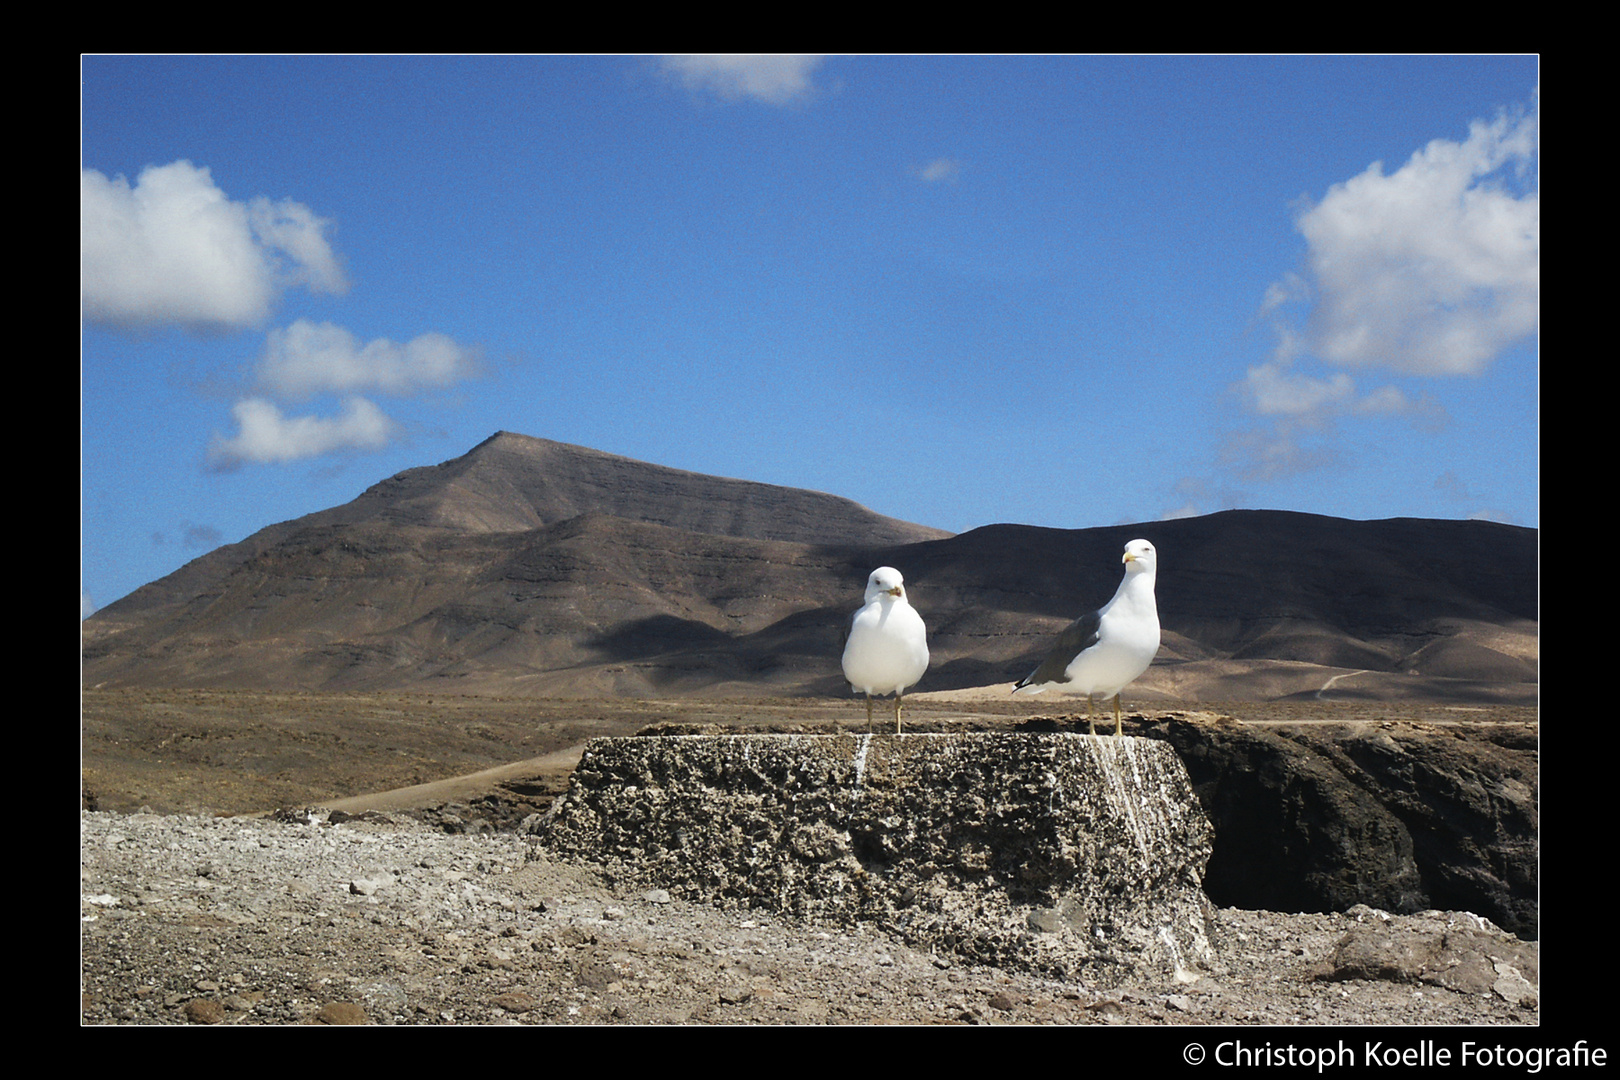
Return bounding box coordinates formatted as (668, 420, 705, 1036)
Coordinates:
(535, 733, 1214, 987)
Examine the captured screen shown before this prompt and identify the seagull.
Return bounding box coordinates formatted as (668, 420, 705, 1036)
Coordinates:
(1012, 538, 1160, 737)
(841, 566, 930, 733)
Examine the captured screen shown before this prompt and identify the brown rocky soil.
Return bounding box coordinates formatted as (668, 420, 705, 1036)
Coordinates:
(81, 689, 1546, 1029)
(80, 809, 1538, 1027)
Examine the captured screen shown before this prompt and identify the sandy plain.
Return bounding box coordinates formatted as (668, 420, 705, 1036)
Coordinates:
(79, 686, 1534, 819)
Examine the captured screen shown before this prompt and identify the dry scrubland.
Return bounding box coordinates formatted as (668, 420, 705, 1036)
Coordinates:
(80, 688, 1531, 819)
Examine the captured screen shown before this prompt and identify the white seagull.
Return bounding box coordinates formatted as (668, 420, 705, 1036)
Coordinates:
(1012, 538, 1161, 737)
(841, 566, 930, 733)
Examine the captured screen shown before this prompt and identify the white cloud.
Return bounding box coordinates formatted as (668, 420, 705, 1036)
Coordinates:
(1221, 356, 1451, 487)
(1237, 355, 1447, 431)
(212, 319, 481, 467)
(247, 197, 349, 296)
(918, 159, 962, 184)
(207, 397, 395, 469)
(1240, 360, 1355, 420)
(1220, 98, 1540, 484)
(1217, 427, 1344, 485)
(81, 160, 347, 330)
(1352, 384, 1447, 431)
(660, 55, 824, 105)
(255, 319, 481, 399)
(1295, 103, 1539, 376)
(1193, 100, 1535, 504)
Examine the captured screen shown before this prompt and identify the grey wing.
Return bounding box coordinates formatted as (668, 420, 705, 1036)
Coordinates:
(1015, 609, 1102, 689)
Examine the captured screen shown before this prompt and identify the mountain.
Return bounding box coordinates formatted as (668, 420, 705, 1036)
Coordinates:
(82, 432, 1537, 701)
(895, 513, 1538, 700)
(300, 431, 956, 544)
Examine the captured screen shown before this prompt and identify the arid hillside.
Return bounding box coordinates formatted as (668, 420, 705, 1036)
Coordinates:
(81, 431, 1537, 702)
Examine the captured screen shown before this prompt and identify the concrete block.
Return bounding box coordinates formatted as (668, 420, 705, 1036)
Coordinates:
(534, 732, 1216, 985)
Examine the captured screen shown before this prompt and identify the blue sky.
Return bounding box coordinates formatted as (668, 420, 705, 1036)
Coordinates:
(81, 55, 1539, 617)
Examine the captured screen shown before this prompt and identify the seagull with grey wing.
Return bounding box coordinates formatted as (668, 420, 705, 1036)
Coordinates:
(1013, 538, 1160, 736)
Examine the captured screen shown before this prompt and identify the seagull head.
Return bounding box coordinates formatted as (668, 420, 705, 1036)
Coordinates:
(865, 566, 907, 603)
(1121, 539, 1156, 574)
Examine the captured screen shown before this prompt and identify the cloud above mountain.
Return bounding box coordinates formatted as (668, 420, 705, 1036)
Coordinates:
(81, 160, 348, 330)
(1207, 95, 1538, 495)
(253, 320, 481, 400)
(207, 397, 396, 469)
(82, 159, 484, 467)
(1296, 103, 1539, 377)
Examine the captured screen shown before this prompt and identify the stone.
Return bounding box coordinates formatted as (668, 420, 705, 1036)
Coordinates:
(1323, 909, 1538, 1004)
(349, 873, 392, 896)
(312, 1001, 368, 1025)
(491, 991, 537, 1013)
(182, 998, 224, 1024)
(534, 733, 1216, 986)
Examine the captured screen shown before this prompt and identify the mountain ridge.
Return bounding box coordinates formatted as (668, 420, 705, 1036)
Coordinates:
(307, 431, 955, 544)
(82, 433, 1537, 701)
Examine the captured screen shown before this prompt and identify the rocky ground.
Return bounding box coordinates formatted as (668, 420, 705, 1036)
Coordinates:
(80, 808, 1539, 1027)
(80, 689, 1545, 1028)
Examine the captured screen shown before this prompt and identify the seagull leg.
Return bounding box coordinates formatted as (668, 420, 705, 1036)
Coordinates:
(865, 696, 874, 732)
(1114, 695, 1124, 738)
(1086, 695, 1097, 736)
(894, 694, 903, 735)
